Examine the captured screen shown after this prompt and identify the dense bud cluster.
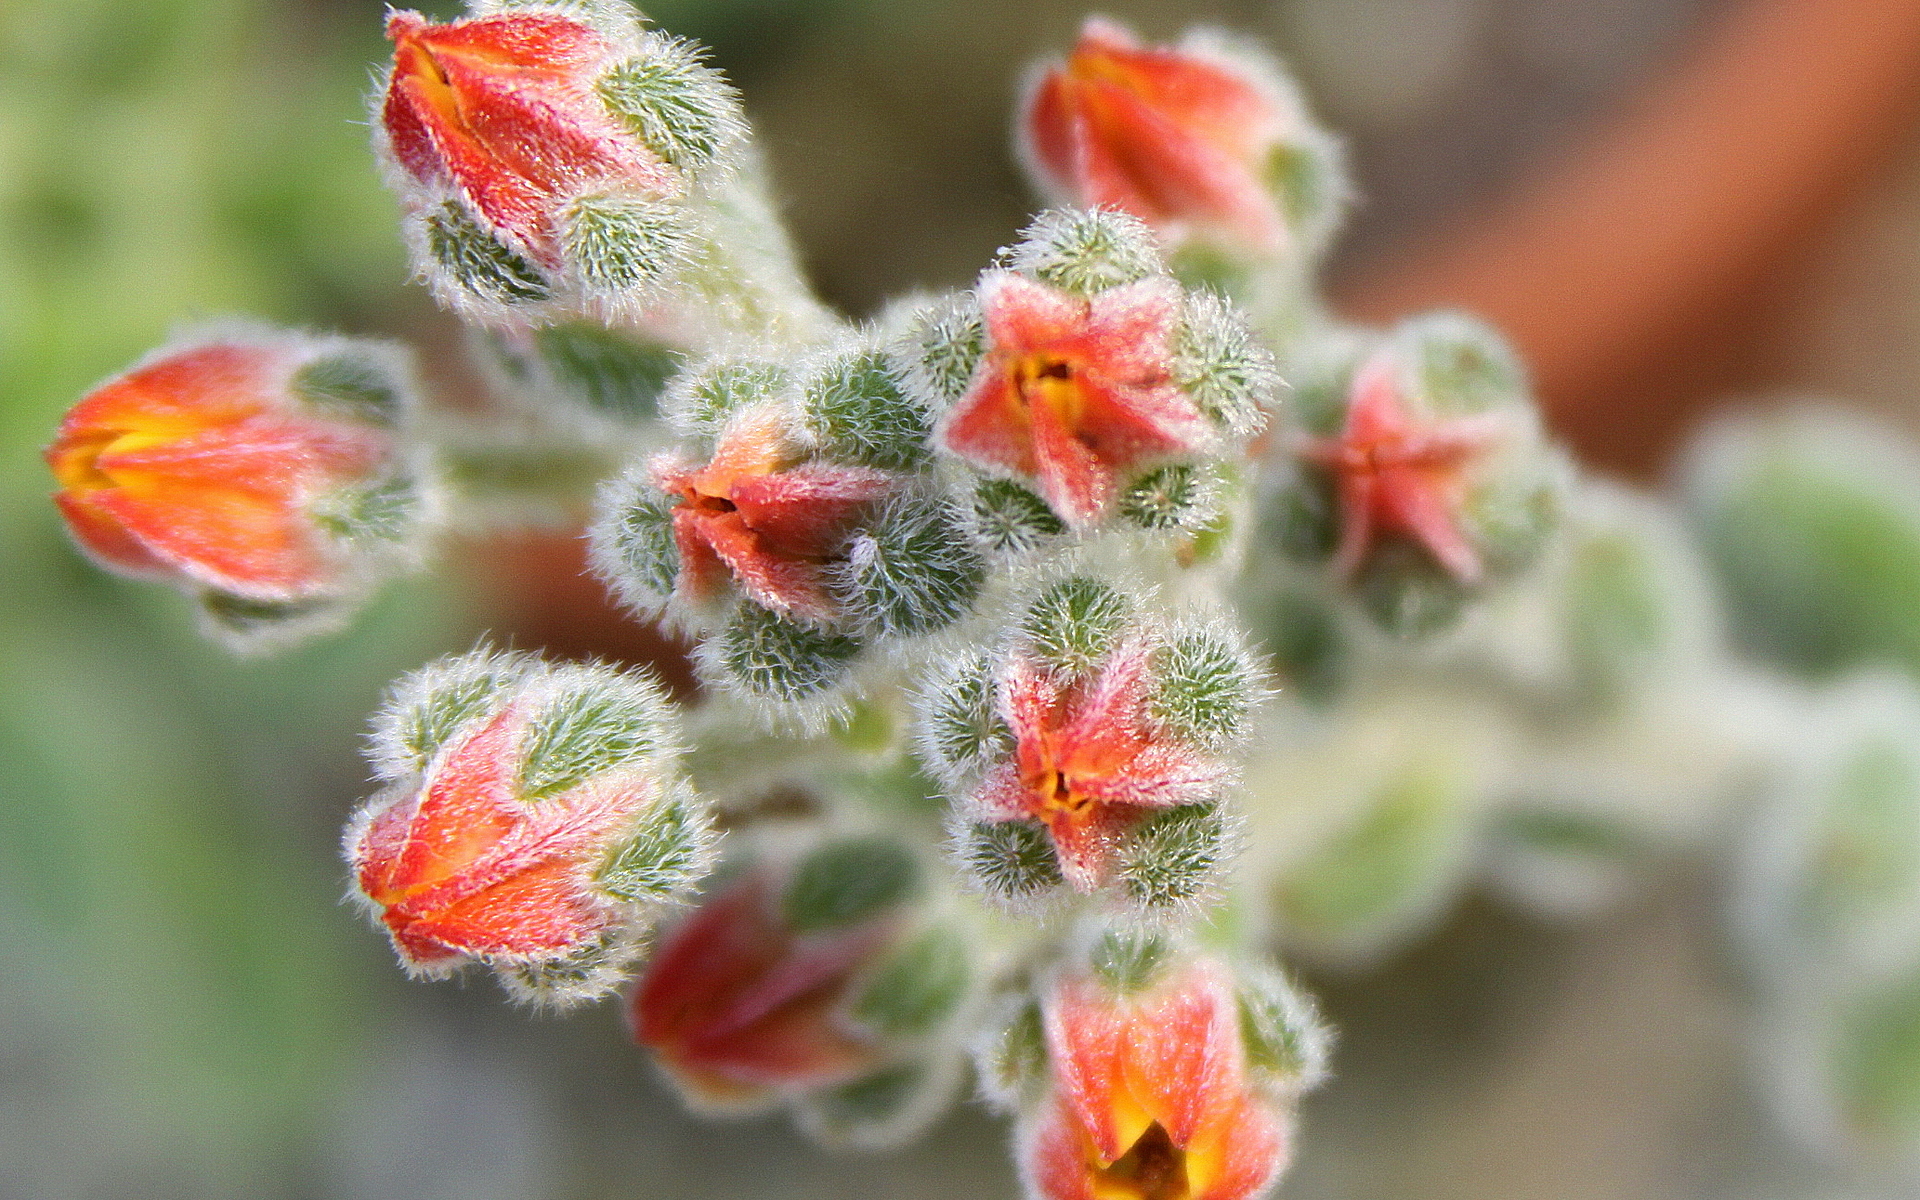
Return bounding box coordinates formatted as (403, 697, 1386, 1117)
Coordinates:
(50, 0, 1920, 1191)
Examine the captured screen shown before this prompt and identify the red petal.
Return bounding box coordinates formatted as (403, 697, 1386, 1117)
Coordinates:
(360, 707, 523, 904)
(729, 465, 893, 556)
(691, 508, 838, 622)
(941, 372, 1039, 478)
(1021, 70, 1086, 201)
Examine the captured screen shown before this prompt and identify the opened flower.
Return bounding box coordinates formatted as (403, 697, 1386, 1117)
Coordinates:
(1296, 352, 1504, 583)
(973, 639, 1228, 890)
(941, 272, 1209, 530)
(1021, 18, 1296, 254)
(46, 327, 421, 614)
(1023, 955, 1289, 1200)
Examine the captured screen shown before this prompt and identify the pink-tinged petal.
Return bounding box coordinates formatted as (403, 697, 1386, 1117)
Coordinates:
(1022, 71, 1086, 201)
(1296, 352, 1502, 583)
(729, 465, 895, 556)
(981, 272, 1090, 351)
(941, 374, 1039, 478)
(1120, 968, 1240, 1146)
(1019, 17, 1293, 252)
(945, 274, 1206, 529)
(1380, 472, 1484, 582)
(382, 10, 675, 261)
(52, 490, 178, 580)
(691, 509, 838, 622)
(1027, 393, 1114, 528)
(668, 505, 735, 604)
(1047, 974, 1152, 1164)
(386, 855, 602, 960)
(972, 760, 1037, 822)
(1027, 1096, 1103, 1200)
(1038, 808, 1131, 891)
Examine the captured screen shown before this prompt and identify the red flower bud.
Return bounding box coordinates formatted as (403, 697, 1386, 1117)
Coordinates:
(652, 404, 896, 623)
(941, 272, 1208, 530)
(46, 327, 423, 612)
(1022, 956, 1289, 1200)
(972, 638, 1230, 891)
(1296, 352, 1505, 584)
(381, 8, 675, 269)
(1021, 18, 1298, 254)
(631, 865, 896, 1108)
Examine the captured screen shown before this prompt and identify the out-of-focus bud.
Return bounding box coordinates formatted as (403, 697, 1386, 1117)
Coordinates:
(1265, 314, 1564, 637)
(1683, 408, 1920, 681)
(925, 577, 1259, 903)
(473, 320, 683, 428)
(45, 324, 434, 650)
(632, 835, 974, 1146)
(1002, 930, 1323, 1200)
(1019, 18, 1344, 263)
(926, 212, 1275, 535)
(377, 3, 745, 323)
(346, 650, 715, 1007)
(1735, 674, 1920, 1169)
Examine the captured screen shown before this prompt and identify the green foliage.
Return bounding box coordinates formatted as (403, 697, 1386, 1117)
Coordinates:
(784, 835, 919, 932)
(717, 602, 862, 700)
(804, 350, 931, 471)
(1120, 464, 1212, 531)
(919, 653, 1012, 780)
(1150, 632, 1255, 746)
(1237, 963, 1329, 1085)
(1173, 290, 1276, 437)
(518, 668, 668, 800)
(978, 995, 1050, 1103)
(529, 323, 683, 421)
(1688, 415, 1920, 679)
(290, 351, 403, 425)
(594, 787, 715, 903)
(424, 201, 550, 303)
(1115, 805, 1229, 908)
(1020, 576, 1130, 676)
(850, 925, 971, 1039)
(1405, 314, 1523, 418)
(900, 296, 986, 406)
(970, 478, 1065, 552)
(667, 358, 790, 435)
(959, 820, 1063, 900)
(840, 496, 983, 637)
(559, 190, 690, 294)
(1355, 540, 1471, 638)
(596, 36, 744, 175)
(1089, 926, 1171, 993)
(382, 651, 533, 777)
(1011, 208, 1162, 296)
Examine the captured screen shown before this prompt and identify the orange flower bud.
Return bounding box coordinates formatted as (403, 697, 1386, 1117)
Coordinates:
(45, 326, 428, 640)
(1020, 19, 1313, 256)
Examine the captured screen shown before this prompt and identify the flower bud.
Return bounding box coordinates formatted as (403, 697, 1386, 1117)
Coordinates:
(1264, 314, 1564, 637)
(632, 835, 974, 1145)
(377, 4, 745, 323)
(1019, 18, 1344, 262)
(924, 577, 1259, 901)
(1683, 408, 1920, 680)
(45, 324, 434, 650)
(924, 216, 1275, 534)
(1006, 936, 1313, 1200)
(346, 650, 715, 1007)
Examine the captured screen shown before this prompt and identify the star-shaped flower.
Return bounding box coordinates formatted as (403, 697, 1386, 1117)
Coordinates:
(941, 272, 1210, 530)
(652, 405, 895, 623)
(971, 639, 1227, 891)
(1296, 353, 1504, 583)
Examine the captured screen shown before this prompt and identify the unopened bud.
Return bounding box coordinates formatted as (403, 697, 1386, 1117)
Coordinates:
(45, 323, 435, 650)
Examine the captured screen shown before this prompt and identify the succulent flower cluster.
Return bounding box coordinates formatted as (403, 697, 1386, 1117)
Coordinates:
(48, 0, 1920, 1192)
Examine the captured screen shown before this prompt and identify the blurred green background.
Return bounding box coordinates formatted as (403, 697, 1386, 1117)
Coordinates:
(13, 0, 1910, 1197)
